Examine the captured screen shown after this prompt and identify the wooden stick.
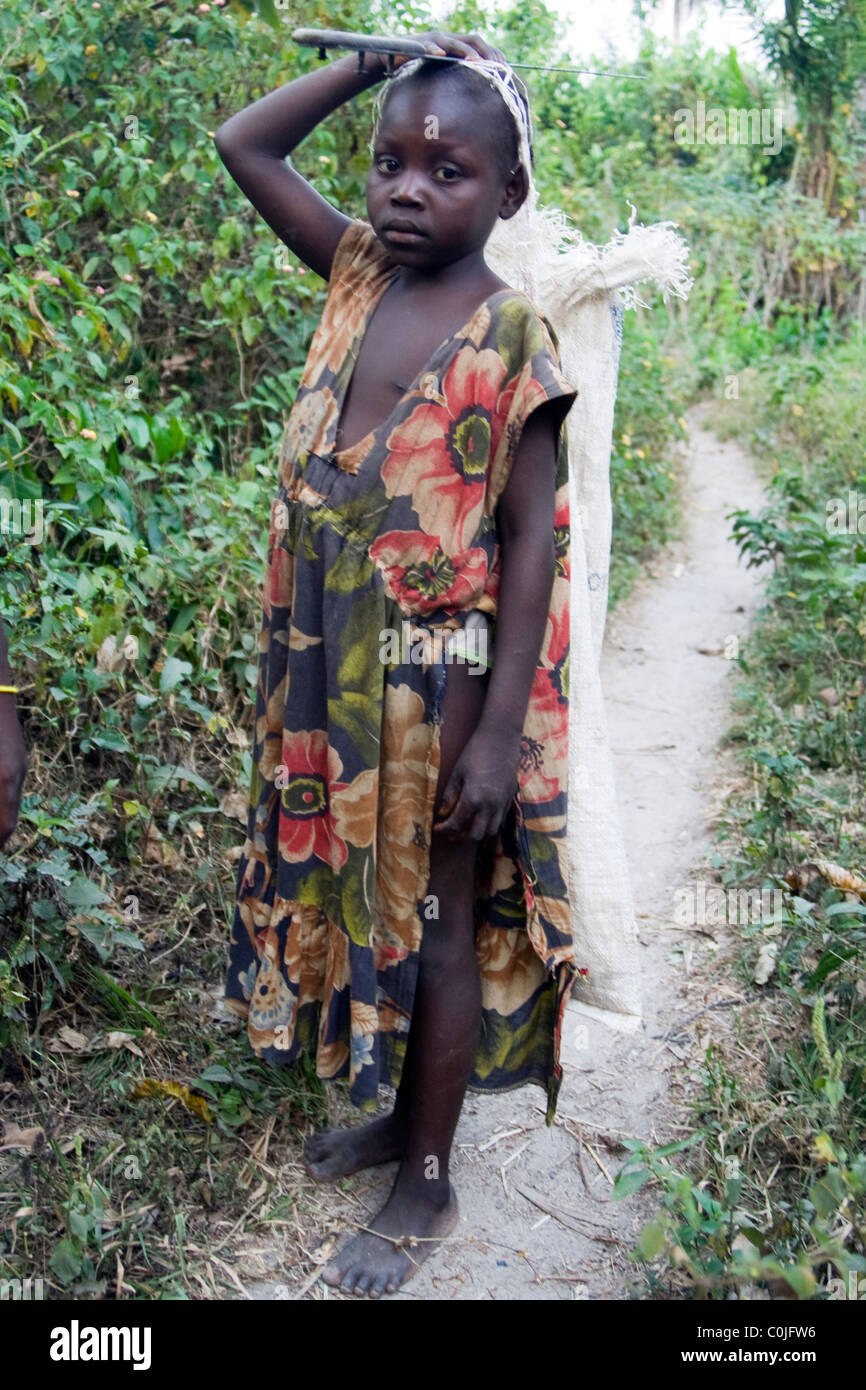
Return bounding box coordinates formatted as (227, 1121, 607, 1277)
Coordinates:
(292, 28, 649, 80)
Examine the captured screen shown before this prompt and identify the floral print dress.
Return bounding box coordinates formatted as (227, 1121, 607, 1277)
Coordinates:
(225, 220, 581, 1120)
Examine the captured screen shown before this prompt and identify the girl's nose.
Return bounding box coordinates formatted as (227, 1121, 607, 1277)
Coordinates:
(390, 172, 424, 205)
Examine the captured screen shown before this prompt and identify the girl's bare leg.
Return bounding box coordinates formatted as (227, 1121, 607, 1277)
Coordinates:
(317, 662, 487, 1296)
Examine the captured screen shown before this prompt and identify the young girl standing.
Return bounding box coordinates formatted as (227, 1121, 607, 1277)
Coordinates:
(215, 29, 579, 1298)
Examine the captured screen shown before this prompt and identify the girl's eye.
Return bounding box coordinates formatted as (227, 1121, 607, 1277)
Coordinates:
(375, 156, 399, 173)
(434, 166, 462, 183)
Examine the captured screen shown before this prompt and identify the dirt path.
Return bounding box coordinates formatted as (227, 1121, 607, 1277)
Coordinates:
(245, 405, 769, 1300)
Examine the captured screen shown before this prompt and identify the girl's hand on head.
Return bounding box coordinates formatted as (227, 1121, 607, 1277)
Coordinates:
(396, 31, 507, 71)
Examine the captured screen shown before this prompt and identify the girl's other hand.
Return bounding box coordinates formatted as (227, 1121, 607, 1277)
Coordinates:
(432, 725, 520, 842)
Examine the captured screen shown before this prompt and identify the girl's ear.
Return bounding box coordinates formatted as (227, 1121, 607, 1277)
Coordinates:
(499, 163, 529, 221)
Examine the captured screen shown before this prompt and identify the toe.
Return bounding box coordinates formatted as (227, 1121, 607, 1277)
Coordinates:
(370, 1273, 390, 1299)
(320, 1261, 344, 1288)
(340, 1263, 365, 1296)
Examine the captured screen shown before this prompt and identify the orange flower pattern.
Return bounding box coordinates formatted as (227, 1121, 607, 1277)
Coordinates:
(226, 221, 581, 1118)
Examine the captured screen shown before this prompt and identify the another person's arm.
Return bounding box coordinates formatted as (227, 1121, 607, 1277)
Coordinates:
(0, 618, 27, 849)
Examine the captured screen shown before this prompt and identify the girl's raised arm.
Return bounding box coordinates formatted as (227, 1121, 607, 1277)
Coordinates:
(213, 53, 383, 280)
(213, 33, 499, 281)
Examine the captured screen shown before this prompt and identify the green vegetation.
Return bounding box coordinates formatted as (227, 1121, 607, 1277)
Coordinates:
(617, 342, 866, 1299)
(1, 0, 864, 1298)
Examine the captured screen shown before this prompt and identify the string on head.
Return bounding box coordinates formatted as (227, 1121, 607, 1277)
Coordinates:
(370, 56, 532, 175)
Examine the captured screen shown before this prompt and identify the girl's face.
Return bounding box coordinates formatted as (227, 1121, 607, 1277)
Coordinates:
(366, 78, 525, 271)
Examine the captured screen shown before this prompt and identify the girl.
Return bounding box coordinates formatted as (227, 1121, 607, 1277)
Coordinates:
(215, 29, 579, 1298)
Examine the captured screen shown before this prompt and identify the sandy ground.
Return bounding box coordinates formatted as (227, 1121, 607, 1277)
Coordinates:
(243, 404, 770, 1300)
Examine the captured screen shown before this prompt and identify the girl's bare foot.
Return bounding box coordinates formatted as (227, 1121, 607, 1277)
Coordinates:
(321, 1172, 459, 1297)
(304, 1113, 408, 1181)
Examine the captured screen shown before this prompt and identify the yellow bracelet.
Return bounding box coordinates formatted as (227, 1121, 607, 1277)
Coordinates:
(0, 685, 18, 694)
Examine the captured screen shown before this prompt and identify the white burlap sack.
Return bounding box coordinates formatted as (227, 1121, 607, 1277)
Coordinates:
(487, 210, 692, 1026)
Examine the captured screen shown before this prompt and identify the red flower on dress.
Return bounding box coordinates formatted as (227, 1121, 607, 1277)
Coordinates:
(534, 585, 569, 722)
(544, 591, 570, 692)
(526, 668, 567, 764)
(267, 544, 295, 615)
(494, 366, 552, 463)
(518, 591, 570, 802)
(374, 939, 409, 971)
(553, 496, 570, 580)
(277, 729, 348, 871)
(369, 531, 489, 616)
(381, 344, 508, 551)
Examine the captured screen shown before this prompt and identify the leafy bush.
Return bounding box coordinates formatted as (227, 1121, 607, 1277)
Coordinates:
(6, 0, 844, 1299)
(627, 341, 866, 1299)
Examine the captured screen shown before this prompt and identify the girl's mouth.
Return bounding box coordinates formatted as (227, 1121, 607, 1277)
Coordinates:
(382, 223, 427, 243)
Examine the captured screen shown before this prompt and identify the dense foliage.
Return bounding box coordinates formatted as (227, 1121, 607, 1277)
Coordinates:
(0, 0, 863, 1299)
(615, 342, 866, 1299)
